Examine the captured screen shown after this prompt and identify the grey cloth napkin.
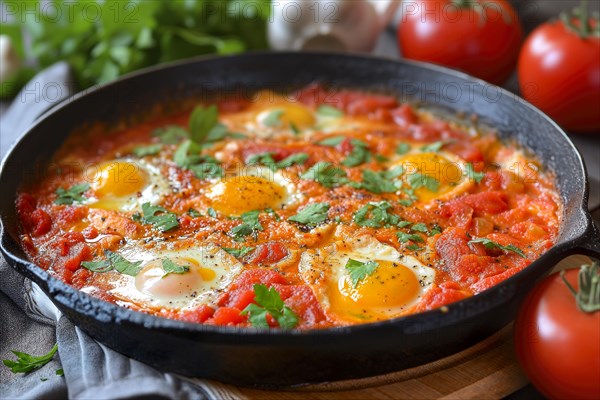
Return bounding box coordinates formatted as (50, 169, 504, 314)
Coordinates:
(0, 63, 234, 400)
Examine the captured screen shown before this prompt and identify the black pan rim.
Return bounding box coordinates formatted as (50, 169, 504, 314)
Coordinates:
(0, 51, 592, 339)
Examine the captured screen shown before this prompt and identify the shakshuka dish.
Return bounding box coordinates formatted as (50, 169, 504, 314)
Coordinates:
(15, 85, 561, 329)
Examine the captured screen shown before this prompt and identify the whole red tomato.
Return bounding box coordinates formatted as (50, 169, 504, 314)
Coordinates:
(398, 0, 523, 84)
(514, 263, 600, 399)
(518, 14, 600, 132)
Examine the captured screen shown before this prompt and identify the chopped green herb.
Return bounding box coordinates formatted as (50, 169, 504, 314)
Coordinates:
(353, 201, 400, 228)
(300, 162, 347, 188)
(80, 260, 112, 273)
(187, 208, 202, 218)
(317, 136, 345, 146)
(54, 183, 90, 205)
(290, 122, 300, 135)
(189, 105, 219, 144)
(407, 173, 440, 192)
(406, 244, 424, 251)
(397, 232, 425, 243)
(316, 104, 344, 118)
(242, 284, 299, 329)
(262, 109, 284, 127)
(466, 163, 485, 183)
(429, 224, 443, 236)
(133, 144, 162, 157)
(264, 207, 281, 221)
(223, 247, 255, 258)
(161, 258, 190, 277)
(397, 220, 412, 228)
(421, 140, 452, 153)
(469, 238, 526, 258)
(276, 153, 309, 169)
(133, 203, 179, 232)
(342, 139, 372, 167)
(345, 259, 379, 287)
(40, 377, 48, 382)
(174, 140, 222, 179)
(152, 126, 189, 144)
(230, 210, 263, 241)
(247, 152, 276, 166)
(411, 223, 428, 233)
(350, 169, 400, 194)
(396, 142, 411, 155)
(56, 368, 64, 377)
(207, 207, 217, 218)
(398, 199, 414, 206)
(105, 250, 144, 276)
(2, 344, 58, 374)
(288, 203, 330, 229)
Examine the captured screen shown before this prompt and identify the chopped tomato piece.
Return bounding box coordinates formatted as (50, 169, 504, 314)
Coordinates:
(176, 305, 215, 324)
(218, 268, 288, 308)
(30, 209, 52, 236)
(207, 307, 247, 326)
(273, 284, 327, 325)
(248, 242, 289, 264)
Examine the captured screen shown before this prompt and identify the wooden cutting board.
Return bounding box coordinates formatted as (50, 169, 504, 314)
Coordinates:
(199, 255, 591, 400)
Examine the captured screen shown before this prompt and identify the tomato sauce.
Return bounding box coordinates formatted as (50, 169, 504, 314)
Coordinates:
(15, 85, 561, 329)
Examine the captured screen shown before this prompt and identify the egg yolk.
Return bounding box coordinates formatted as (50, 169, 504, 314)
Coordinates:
(399, 152, 464, 203)
(257, 104, 316, 129)
(135, 257, 214, 300)
(208, 174, 286, 216)
(91, 161, 147, 197)
(329, 260, 420, 322)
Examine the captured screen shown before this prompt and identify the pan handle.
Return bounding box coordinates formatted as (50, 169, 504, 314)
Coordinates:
(574, 213, 600, 260)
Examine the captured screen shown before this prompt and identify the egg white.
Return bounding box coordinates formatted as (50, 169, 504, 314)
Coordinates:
(105, 244, 242, 311)
(298, 235, 436, 323)
(86, 158, 171, 212)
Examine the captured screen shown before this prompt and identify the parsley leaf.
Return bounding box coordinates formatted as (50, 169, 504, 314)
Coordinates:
(207, 207, 217, 218)
(276, 153, 309, 169)
(152, 125, 189, 144)
(317, 136, 345, 146)
(161, 258, 190, 277)
(54, 183, 90, 205)
(242, 284, 299, 329)
(105, 250, 143, 276)
(353, 201, 400, 228)
(411, 223, 428, 233)
(406, 244, 424, 251)
(429, 224, 443, 236)
(466, 163, 485, 183)
(230, 210, 263, 242)
(262, 109, 284, 127)
(81, 251, 143, 276)
(288, 203, 330, 229)
(350, 169, 400, 194)
(187, 208, 202, 218)
(300, 162, 348, 188)
(420, 141, 448, 152)
(174, 140, 223, 179)
(80, 260, 112, 273)
(189, 105, 219, 144)
(342, 139, 372, 167)
(135, 202, 179, 232)
(133, 144, 162, 157)
(397, 232, 425, 243)
(345, 259, 379, 287)
(316, 104, 344, 118)
(223, 247, 255, 258)
(407, 173, 440, 192)
(396, 142, 411, 155)
(247, 152, 276, 166)
(2, 344, 58, 374)
(56, 368, 64, 376)
(469, 238, 526, 258)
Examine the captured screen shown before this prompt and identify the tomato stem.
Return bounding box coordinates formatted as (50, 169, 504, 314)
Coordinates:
(561, 262, 600, 313)
(560, 0, 600, 39)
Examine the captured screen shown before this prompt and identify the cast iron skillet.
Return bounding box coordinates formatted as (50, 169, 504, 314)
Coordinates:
(1, 52, 599, 387)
